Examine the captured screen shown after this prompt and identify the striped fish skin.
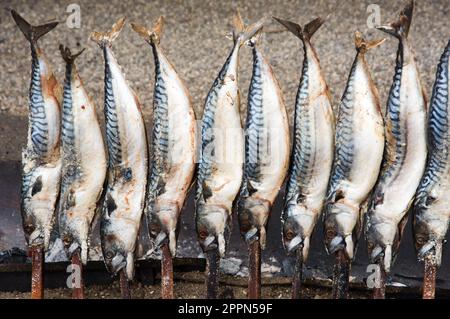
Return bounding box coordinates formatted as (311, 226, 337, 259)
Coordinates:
(324, 33, 385, 260)
(196, 14, 266, 257)
(131, 18, 197, 257)
(365, 1, 427, 272)
(237, 34, 290, 250)
(13, 11, 62, 250)
(274, 17, 335, 260)
(413, 40, 450, 266)
(58, 47, 107, 265)
(91, 19, 148, 279)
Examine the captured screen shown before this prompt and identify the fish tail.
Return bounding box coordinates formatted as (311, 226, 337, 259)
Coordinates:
(272, 16, 325, 42)
(11, 9, 58, 45)
(233, 10, 267, 46)
(130, 16, 165, 45)
(354, 31, 385, 53)
(376, 0, 414, 39)
(59, 44, 85, 64)
(90, 18, 126, 48)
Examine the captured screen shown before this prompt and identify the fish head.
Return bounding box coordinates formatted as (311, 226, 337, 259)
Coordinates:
(148, 202, 179, 256)
(101, 218, 137, 279)
(413, 206, 448, 266)
(366, 217, 397, 272)
(196, 204, 230, 257)
(59, 213, 91, 263)
(324, 202, 360, 259)
(237, 197, 270, 248)
(282, 204, 317, 260)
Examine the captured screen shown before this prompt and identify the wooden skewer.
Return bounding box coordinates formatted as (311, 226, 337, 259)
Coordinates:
(248, 240, 261, 299)
(373, 261, 386, 299)
(291, 247, 303, 299)
(119, 269, 131, 299)
(332, 250, 350, 299)
(422, 255, 437, 299)
(205, 249, 220, 299)
(71, 250, 85, 299)
(161, 243, 174, 299)
(30, 246, 44, 299)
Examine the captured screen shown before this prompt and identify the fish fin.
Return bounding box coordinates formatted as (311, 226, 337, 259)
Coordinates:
(90, 18, 126, 48)
(273, 16, 325, 42)
(233, 11, 267, 46)
(59, 45, 85, 64)
(11, 10, 58, 45)
(354, 31, 385, 53)
(376, 0, 414, 39)
(130, 16, 165, 45)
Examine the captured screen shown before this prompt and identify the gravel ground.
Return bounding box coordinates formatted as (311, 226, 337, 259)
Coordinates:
(0, 271, 372, 299)
(0, 0, 449, 121)
(0, 0, 449, 299)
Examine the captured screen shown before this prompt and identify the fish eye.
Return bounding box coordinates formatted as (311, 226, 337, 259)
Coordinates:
(325, 229, 335, 240)
(416, 236, 426, 245)
(198, 230, 208, 240)
(367, 242, 374, 250)
(285, 229, 295, 240)
(105, 251, 114, 259)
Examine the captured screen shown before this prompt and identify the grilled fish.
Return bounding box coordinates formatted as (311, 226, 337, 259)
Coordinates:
(413, 40, 450, 266)
(91, 19, 148, 279)
(365, 1, 427, 272)
(196, 12, 266, 257)
(12, 10, 62, 250)
(324, 32, 385, 260)
(273, 17, 335, 260)
(131, 17, 197, 257)
(237, 18, 290, 250)
(58, 46, 107, 264)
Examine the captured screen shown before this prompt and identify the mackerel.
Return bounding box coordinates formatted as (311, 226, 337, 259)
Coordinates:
(324, 32, 385, 260)
(58, 46, 107, 264)
(12, 10, 62, 250)
(365, 1, 427, 272)
(413, 40, 450, 266)
(131, 17, 197, 257)
(196, 13, 266, 257)
(91, 19, 148, 279)
(236, 21, 290, 250)
(273, 17, 335, 260)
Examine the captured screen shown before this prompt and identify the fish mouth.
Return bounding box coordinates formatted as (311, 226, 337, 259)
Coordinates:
(368, 243, 393, 273)
(104, 251, 135, 279)
(326, 234, 355, 259)
(196, 205, 230, 257)
(417, 239, 442, 266)
(238, 199, 270, 249)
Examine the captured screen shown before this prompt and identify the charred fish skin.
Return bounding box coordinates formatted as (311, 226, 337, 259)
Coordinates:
(365, 1, 427, 272)
(237, 21, 290, 250)
(196, 12, 266, 257)
(413, 40, 450, 267)
(91, 19, 148, 279)
(324, 32, 385, 260)
(131, 17, 197, 257)
(12, 10, 62, 250)
(273, 17, 335, 260)
(57, 46, 107, 265)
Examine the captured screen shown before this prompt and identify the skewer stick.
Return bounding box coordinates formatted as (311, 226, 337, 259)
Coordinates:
(71, 250, 85, 299)
(422, 255, 437, 299)
(332, 250, 350, 299)
(291, 247, 303, 299)
(205, 249, 220, 299)
(30, 246, 44, 299)
(248, 240, 261, 299)
(372, 261, 386, 299)
(119, 269, 131, 299)
(161, 243, 174, 299)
